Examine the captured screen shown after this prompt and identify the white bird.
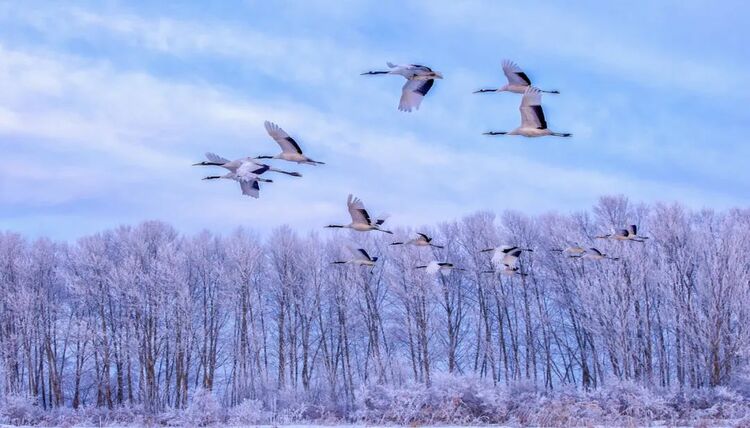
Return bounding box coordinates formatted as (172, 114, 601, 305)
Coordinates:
(474, 60, 559, 95)
(331, 248, 378, 267)
(326, 194, 392, 234)
(390, 233, 443, 248)
(583, 248, 619, 261)
(201, 161, 274, 198)
(361, 62, 443, 112)
(596, 225, 648, 242)
(482, 265, 528, 277)
(256, 121, 325, 165)
(194, 153, 303, 177)
(484, 87, 571, 138)
(415, 261, 463, 274)
(480, 245, 533, 268)
(551, 245, 587, 257)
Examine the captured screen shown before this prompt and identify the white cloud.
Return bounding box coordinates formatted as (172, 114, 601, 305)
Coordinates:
(0, 2, 746, 239)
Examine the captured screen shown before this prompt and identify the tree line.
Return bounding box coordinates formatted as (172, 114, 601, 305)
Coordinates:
(1, 196, 749, 413)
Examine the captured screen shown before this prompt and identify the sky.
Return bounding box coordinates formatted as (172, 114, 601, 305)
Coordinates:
(1, 0, 749, 240)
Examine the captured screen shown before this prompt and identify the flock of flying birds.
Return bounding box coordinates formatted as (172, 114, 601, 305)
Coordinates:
(194, 60, 637, 277)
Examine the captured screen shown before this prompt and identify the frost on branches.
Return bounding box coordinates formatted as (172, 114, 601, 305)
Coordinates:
(1, 196, 750, 425)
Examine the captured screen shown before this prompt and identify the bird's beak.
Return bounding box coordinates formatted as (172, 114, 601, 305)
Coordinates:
(434, 72, 444, 79)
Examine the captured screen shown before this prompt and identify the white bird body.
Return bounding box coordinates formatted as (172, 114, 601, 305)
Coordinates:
(475, 60, 559, 95)
(362, 62, 443, 112)
(481, 245, 532, 268)
(552, 245, 588, 257)
(482, 265, 527, 277)
(194, 153, 303, 198)
(584, 248, 619, 261)
(194, 153, 303, 177)
(201, 162, 273, 198)
(391, 233, 443, 248)
(326, 194, 392, 234)
(484, 87, 571, 138)
(257, 121, 325, 165)
(332, 248, 378, 267)
(416, 260, 461, 274)
(596, 225, 648, 242)
(565, 246, 587, 256)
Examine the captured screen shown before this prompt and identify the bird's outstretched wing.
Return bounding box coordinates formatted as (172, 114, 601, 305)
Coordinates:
(417, 232, 431, 242)
(374, 213, 389, 226)
(264, 121, 303, 154)
(206, 152, 230, 164)
(615, 228, 629, 238)
(347, 194, 372, 225)
(356, 248, 372, 261)
(629, 224, 638, 236)
(239, 179, 261, 198)
(502, 249, 523, 267)
(399, 79, 435, 112)
(519, 87, 547, 129)
(502, 60, 532, 86)
(237, 161, 269, 177)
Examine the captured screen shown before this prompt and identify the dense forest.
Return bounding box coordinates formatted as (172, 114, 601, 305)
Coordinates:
(2, 196, 750, 425)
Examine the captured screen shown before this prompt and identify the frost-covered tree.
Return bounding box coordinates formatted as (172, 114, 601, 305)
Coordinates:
(1, 197, 750, 424)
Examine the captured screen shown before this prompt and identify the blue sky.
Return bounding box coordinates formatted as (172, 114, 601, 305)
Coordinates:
(1, 0, 748, 239)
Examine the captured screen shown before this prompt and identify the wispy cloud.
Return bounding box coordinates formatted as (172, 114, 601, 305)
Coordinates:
(0, 1, 747, 239)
